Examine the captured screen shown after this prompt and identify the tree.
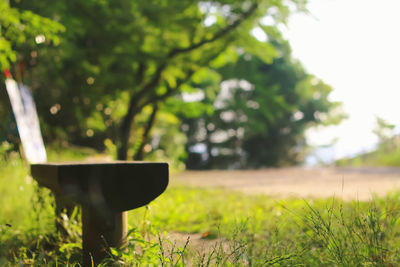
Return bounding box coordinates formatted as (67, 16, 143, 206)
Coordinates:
(10, 0, 307, 160)
(181, 37, 344, 168)
(373, 116, 396, 153)
(0, 1, 63, 147)
(0, 1, 63, 70)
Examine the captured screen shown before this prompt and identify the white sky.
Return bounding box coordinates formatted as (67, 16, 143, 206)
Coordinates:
(285, 0, 400, 160)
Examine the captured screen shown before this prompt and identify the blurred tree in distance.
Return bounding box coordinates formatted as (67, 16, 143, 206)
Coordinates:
(182, 37, 344, 168)
(336, 117, 400, 167)
(9, 0, 308, 162)
(0, 1, 63, 70)
(0, 0, 64, 149)
(373, 116, 395, 143)
(373, 116, 396, 153)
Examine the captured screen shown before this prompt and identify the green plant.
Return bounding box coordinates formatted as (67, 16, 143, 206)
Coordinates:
(2, 152, 400, 266)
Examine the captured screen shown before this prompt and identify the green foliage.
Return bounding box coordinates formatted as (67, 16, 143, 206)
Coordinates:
(1, 155, 400, 266)
(336, 143, 400, 167)
(130, 187, 400, 266)
(0, 1, 63, 151)
(300, 199, 398, 265)
(2, 0, 341, 168)
(373, 116, 397, 155)
(0, 157, 54, 264)
(133, 105, 188, 171)
(0, 0, 64, 70)
(46, 143, 101, 161)
(373, 116, 395, 142)
(6, 0, 308, 161)
(183, 38, 345, 168)
(336, 116, 400, 167)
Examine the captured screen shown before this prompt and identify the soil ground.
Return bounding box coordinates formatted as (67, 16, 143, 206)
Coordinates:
(171, 167, 400, 201)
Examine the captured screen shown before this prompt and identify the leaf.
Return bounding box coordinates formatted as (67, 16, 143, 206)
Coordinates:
(59, 242, 81, 253)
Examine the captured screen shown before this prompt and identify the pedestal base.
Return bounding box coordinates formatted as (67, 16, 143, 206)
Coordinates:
(30, 162, 168, 266)
(82, 207, 127, 266)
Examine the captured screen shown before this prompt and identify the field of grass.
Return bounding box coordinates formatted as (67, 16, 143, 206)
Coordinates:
(1, 149, 400, 266)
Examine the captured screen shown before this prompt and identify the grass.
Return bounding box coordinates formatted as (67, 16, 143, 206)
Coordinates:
(1, 148, 400, 266)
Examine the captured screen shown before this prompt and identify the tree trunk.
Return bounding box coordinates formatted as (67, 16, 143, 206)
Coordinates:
(134, 104, 159, 161)
(117, 131, 129, 160)
(117, 106, 138, 160)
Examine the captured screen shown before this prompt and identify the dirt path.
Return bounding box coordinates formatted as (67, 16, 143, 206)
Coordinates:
(171, 167, 400, 201)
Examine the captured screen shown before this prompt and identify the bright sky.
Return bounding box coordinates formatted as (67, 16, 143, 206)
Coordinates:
(285, 0, 400, 161)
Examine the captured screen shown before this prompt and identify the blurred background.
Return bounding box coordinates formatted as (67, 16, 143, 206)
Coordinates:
(4, 2, 400, 265)
(288, 0, 400, 166)
(1, 0, 399, 170)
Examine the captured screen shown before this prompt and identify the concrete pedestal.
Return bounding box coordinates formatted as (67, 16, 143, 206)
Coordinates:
(30, 161, 168, 266)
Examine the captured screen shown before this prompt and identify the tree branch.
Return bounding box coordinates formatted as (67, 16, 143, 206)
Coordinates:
(138, 40, 229, 111)
(134, 62, 147, 86)
(118, 3, 259, 159)
(138, 69, 195, 111)
(167, 3, 258, 58)
(122, 2, 257, 133)
(133, 104, 159, 160)
(121, 63, 166, 132)
(118, 63, 167, 159)
(135, 63, 166, 105)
